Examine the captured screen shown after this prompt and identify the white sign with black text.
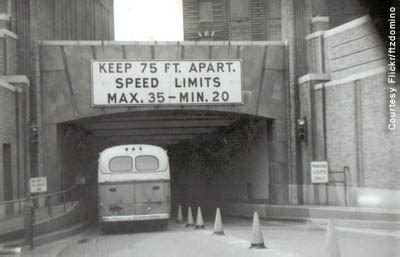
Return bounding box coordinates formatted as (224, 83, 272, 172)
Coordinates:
(29, 177, 47, 194)
(91, 60, 243, 106)
(311, 161, 329, 183)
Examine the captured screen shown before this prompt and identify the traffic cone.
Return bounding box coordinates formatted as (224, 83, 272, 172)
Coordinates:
(325, 219, 341, 257)
(195, 207, 205, 229)
(186, 206, 194, 227)
(250, 211, 266, 249)
(213, 208, 224, 235)
(176, 205, 184, 223)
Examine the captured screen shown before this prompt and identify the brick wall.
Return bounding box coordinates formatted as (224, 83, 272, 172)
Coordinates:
(322, 16, 398, 191)
(0, 83, 18, 217)
(324, 16, 386, 80)
(299, 15, 399, 207)
(328, 0, 367, 28)
(183, 0, 368, 41)
(8, 0, 114, 184)
(36, 0, 114, 41)
(183, 0, 282, 41)
(11, 0, 114, 81)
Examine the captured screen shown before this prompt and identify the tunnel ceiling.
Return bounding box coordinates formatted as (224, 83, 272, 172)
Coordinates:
(68, 110, 242, 148)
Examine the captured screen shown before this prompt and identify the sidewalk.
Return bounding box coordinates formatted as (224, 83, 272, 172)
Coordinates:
(197, 200, 400, 230)
(0, 202, 77, 243)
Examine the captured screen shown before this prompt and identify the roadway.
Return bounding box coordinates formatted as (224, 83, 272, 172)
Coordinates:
(26, 217, 400, 257)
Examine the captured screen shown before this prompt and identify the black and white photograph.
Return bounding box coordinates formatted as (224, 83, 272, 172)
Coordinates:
(0, 0, 398, 256)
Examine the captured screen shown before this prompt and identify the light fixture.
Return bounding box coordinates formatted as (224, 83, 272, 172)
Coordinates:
(297, 117, 307, 142)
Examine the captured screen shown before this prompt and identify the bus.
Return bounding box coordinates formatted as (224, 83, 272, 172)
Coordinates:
(97, 145, 170, 231)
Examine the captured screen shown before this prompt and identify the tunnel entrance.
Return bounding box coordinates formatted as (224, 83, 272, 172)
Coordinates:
(57, 110, 275, 212)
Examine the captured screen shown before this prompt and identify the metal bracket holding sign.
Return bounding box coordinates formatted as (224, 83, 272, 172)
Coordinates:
(91, 60, 243, 106)
(311, 161, 329, 184)
(29, 177, 47, 194)
(325, 166, 349, 206)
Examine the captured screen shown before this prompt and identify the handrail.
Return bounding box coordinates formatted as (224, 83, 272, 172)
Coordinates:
(30, 184, 77, 201)
(0, 183, 80, 249)
(0, 197, 27, 205)
(0, 184, 77, 206)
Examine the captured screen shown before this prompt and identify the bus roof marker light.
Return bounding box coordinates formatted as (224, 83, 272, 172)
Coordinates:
(132, 147, 135, 151)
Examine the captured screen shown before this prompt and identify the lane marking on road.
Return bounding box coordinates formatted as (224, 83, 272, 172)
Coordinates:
(228, 240, 249, 246)
(335, 227, 400, 238)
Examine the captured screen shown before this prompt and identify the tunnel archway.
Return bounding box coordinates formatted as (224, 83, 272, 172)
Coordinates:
(39, 41, 289, 206)
(57, 110, 275, 210)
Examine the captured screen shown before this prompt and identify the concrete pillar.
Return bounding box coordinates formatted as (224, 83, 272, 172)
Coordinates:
(282, 0, 330, 205)
(41, 124, 62, 196)
(269, 118, 290, 204)
(281, 0, 304, 205)
(296, 15, 330, 204)
(1, 76, 31, 208)
(311, 16, 329, 32)
(15, 85, 24, 211)
(14, 80, 30, 200)
(298, 75, 330, 204)
(0, 30, 17, 75)
(0, 13, 10, 29)
(305, 26, 328, 74)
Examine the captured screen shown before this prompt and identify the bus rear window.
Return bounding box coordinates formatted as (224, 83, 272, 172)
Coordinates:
(109, 156, 133, 172)
(135, 155, 159, 171)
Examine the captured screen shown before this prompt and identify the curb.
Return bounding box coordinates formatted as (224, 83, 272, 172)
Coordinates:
(198, 202, 400, 230)
(0, 202, 80, 243)
(31, 220, 93, 248)
(3, 220, 93, 252)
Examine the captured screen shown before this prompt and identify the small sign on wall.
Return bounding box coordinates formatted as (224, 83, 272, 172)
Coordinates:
(29, 177, 47, 194)
(75, 176, 86, 185)
(311, 161, 329, 183)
